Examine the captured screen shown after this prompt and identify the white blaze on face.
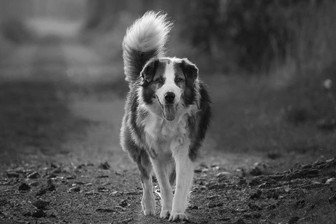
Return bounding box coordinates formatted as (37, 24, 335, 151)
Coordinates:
(156, 62, 182, 121)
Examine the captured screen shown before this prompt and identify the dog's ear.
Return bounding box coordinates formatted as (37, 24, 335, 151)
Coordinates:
(140, 59, 159, 84)
(180, 58, 199, 83)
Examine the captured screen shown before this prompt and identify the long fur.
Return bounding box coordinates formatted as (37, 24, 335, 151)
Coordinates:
(120, 11, 211, 221)
(122, 11, 172, 84)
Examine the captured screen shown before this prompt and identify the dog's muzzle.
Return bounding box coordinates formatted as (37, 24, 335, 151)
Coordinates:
(161, 92, 177, 121)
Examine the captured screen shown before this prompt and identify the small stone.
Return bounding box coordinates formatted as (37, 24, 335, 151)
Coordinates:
(98, 162, 110, 170)
(288, 216, 300, 224)
(32, 200, 50, 210)
(326, 178, 336, 185)
(194, 168, 202, 173)
(31, 209, 46, 218)
(237, 178, 247, 186)
(68, 186, 81, 193)
(84, 190, 96, 195)
(46, 180, 56, 191)
(326, 178, 336, 191)
(295, 200, 305, 208)
(208, 202, 224, 208)
(19, 183, 31, 191)
(329, 195, 336, 204)
(36, 180, 56, 196)
(6, 172, 19, 178)
(36, 189, 47, 196)
(51, 167, 62, 174)
(234, 218, 246, 224)
(250, 190, 262, 199)
(267, 204, 277, 210)
(111, 191, 119, 196)
(206, 195, 219, 200)
(249, 167, 262, 176)
(243, 212, 261, 219)
(189, 205, 198, 210)
(27, 171, 39, 179)
(76, 164, 85, 169)
(207, 183, 227, 190)
(96, 208, 115, 213)
(216, 172, 231, 178)
(249, 178, 263, 186)
(119, 199, 128, 207)
(50, 163, 58, 169)
(97, 187, 108, 192)
(194, 163, 208, 173)
(268, 191, 279, 200)
(75, 181, 85, 185)
(248, 203, 262, 211)
(30, 181, 39, 187)
(219, 217, 231, 221)
(97, 175, 109, 178)
(66, 175, 76, 180)
(116, 218, 133, 224)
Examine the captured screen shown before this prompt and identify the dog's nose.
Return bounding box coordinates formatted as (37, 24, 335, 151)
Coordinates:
(165, 92, 175, 104)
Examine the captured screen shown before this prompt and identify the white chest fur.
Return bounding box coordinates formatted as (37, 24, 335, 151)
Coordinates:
(143, 113, 189, 155)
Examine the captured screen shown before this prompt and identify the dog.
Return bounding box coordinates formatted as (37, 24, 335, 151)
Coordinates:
(120, 11, 211, 221)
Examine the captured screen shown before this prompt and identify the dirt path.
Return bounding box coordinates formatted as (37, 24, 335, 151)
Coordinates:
(0, 33, 335, 224)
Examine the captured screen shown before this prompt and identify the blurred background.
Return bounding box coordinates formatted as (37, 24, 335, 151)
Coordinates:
(0, 0, 335, 168)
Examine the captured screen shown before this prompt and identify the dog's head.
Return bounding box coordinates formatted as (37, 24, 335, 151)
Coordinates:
(140, 57, 199, 121)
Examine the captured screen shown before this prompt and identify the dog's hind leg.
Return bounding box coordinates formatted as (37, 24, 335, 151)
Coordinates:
(136, 150, 156, 216)
(169, 145, 194, 221)
(152, 157, 174, 219)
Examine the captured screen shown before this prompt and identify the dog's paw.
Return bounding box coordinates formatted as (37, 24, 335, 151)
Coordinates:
(143, 208, 156, 216)
(160, 209, 170, 219)
(168, 211, 188, 222)
(141, 197, 156, 216)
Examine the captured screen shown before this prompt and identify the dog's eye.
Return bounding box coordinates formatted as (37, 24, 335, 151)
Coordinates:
(175, 77, 184, 83)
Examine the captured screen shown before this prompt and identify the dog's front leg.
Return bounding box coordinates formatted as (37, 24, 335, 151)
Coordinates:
(152, 158, 173, 219)
(169, 144, 194, 221)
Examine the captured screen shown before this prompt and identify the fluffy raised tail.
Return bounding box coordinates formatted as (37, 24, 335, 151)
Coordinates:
(122, 11, 172, 83)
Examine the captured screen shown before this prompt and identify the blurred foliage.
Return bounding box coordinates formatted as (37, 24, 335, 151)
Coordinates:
(182, 0, 334, 73)
(0, 18, 34, 44)
(83, 0, 336, 75)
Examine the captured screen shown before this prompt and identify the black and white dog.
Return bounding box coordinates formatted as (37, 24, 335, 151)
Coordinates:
(120, 11, 211, 221)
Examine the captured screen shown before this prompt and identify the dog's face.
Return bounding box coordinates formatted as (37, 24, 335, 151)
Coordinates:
(140, 58, 198, 121)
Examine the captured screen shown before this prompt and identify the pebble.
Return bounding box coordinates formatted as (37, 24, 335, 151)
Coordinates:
(96, 208, 115, 213)
(250, 190, 262, 199)
(329, 195, 336, 205)
(18, 183, 31, 191)
(288, 216, 300, 224)
(27, 171, 39, 179)
(119, 199, 128, 207)
(32, 200, 50, 210)
(98, 162, 110, 170)
(6, 172, 19, 178)
(68, 186, 81, 193)
(208, 202, 224, 208)
(31, 209, 47, 218)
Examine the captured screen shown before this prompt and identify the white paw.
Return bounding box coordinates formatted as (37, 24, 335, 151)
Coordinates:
(143, 208, 155, 216)
(141, 197, 156, 216)
(168, 211, 188, 222)
(160, 209, 170, 219)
